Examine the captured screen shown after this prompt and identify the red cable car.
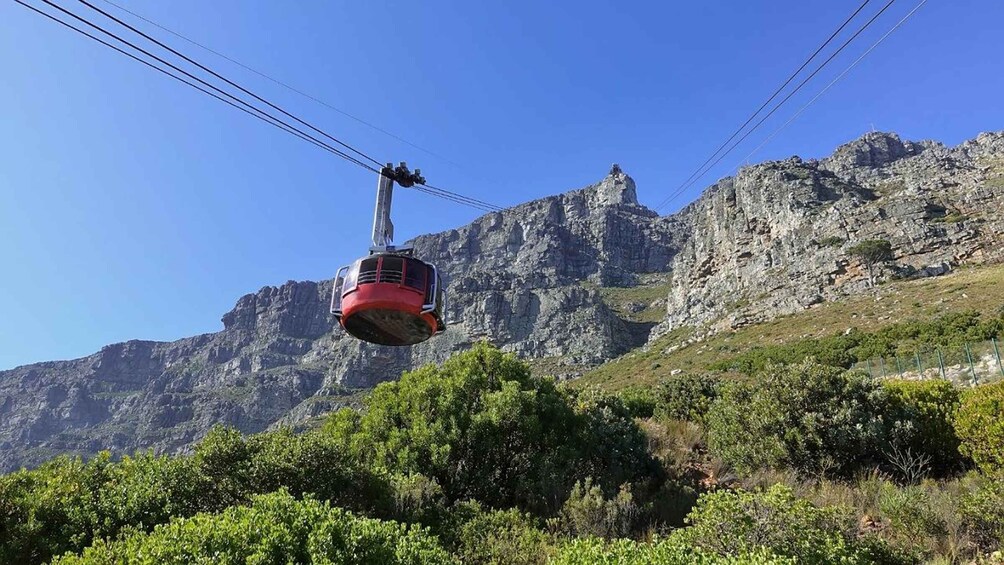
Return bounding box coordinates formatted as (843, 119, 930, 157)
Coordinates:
(330, 163, 447, 346)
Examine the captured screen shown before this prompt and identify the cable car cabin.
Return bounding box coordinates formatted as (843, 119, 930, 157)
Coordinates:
(330, 254, 446, 346)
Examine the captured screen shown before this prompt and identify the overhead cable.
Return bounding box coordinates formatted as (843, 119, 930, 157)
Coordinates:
(657, 0, 898, 212)
(76, 0, 384, 169)
(97, 0, 467, 171)
(734, 0, 929, 169)
(655, 0, 874, 211)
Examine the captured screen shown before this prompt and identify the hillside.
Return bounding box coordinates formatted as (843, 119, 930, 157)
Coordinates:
(2, 130, 1003, 471)
(583, 262, 1004, 389)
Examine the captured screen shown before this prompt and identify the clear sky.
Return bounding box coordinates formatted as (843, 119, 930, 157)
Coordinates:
(1, 0, 1002, 369)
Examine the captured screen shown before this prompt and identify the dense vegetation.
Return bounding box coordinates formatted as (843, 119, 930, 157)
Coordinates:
(711, 309, 1004, 374)
(1, 343, 1002, 563)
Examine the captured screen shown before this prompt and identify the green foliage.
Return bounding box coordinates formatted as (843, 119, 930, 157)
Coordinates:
(325, 343, 658, 514)
(883, 380, 964, 476)
(52, 490, 453, 565)
(439, 501, 552, 565)
(960, 478, 1004, 552)
(653, 374, 721, 423)
(0, 428, 389, 564)
(553, 478, 640, 539)
(817, 236, 845, 247)
(711, 310, 1004, 374)
(849, 239, 895, 265)
(616, 386, 656, 418)
(552, 537, 795, 565)
(705, 361, 892, 477)
(673, 485, 914, 565)
(955, 381, 1004, 476)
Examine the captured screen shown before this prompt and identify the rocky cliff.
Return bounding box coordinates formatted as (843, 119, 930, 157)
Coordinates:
(2, 132, 1003, 472)
(0, 167, 684, 471)
(659, 131, 1004, 336)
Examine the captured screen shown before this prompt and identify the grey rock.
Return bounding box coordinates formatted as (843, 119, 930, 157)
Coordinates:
(3, 130, 1004, 472)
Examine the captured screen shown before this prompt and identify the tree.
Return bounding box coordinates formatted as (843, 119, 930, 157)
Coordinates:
(848, 239, 894, 287)
(324, 343, 658, 515)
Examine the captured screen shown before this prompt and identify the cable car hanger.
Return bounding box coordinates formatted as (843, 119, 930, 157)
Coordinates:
(330, 163, 447, 346)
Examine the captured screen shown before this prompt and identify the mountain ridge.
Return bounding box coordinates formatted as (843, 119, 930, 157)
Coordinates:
(2, 130, 1003, 471)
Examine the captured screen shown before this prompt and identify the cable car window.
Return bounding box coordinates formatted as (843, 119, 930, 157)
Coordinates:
(380, 256, 404, 284)
(342, 264, 358, 293)
(358, 258, 379, 284)
(403, 259, 426, 290)
(424, 265, 437, 303)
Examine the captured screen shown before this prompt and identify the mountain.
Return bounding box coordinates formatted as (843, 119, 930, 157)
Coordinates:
(2, 131, 1003, 472)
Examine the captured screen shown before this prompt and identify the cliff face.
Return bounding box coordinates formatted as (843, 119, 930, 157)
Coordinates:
(0, 167, 684, 471)
(659, 132, 1004, 334)
(2, 132, 1003, 472)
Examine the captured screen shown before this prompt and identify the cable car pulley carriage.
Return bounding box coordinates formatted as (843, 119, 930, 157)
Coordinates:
(330, 163, 446, 346)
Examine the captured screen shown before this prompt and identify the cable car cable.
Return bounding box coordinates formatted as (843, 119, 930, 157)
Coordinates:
(413, 185, 499, 213)
(73, 0, 505, 213)
(735, 0, 927, 171)
(96, 0, 468, 172)
(75, 0, 385, 170)
(655, 0, 874, 211)
(23, 0, 508, 213)
(16, 0, 381, 176)
(656, 0, 898, 212)
(417, 182, 502, 212)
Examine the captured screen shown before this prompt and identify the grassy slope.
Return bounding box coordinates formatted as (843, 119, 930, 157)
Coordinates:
(579, 263, 1004, 390)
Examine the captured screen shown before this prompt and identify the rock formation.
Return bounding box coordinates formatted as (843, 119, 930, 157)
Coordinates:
(2, 131, 1002, 471)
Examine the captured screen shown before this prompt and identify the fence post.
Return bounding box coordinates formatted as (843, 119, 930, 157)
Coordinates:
(993, 337, 1004, 378)
(879, 356, 886, 378)
(915, 351, 924, 377)
(965, 342, 978, 386)
(937, 349, 946, 380)
(866, 358, 874, 378)
(895, 356, 902, 375)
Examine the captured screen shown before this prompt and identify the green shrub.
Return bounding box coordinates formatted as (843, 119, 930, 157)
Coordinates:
(705, 361, 891, 477)
(617, 386, 656, 418)
(653, 374, 720, 423)
(325, 343, 658, 514)
(553, 478, 640, 539)
(0, 428, 390, 565)
(883, 380, 964, 477)
(673, 485, 914, 565)
(955, 381, 1004, 476)
(551, 537, 794, 564)
(818, 236, 845, 247)
(52, 490, 454, 565)
(440, 501, 552, 565)
(711, 310, 1003, 375)
(960, 478, 1004, 552)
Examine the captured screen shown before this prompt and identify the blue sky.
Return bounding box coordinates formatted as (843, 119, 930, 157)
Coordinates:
(1, 0, 1002, 369)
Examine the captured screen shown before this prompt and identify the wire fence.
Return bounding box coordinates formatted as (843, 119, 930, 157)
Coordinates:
(851, 337, 1004, 387)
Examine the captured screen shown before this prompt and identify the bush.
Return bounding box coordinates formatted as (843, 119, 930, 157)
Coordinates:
(325, 343, 658, 514)
(960, 478, 1004, 552)
(441, 501, 552, 565)
(553, 478, 640, 539)
(955, 381, 1004, 476)
(673, 485, 913, 565)
(883, 380, 963, 477)
(52, 490, 453, 565)
(0, 428, 390, 565)
(551, 537, 794, 564)
(653, 374, 720, 423)
(617, 386, 656, 418)
(706, 361, 894, 477)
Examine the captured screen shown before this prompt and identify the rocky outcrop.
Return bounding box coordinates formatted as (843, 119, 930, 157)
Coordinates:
(659, 131, 1004, 335)
(2, 132, 1003, 472)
